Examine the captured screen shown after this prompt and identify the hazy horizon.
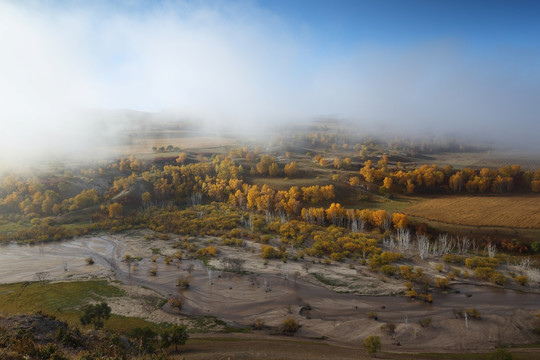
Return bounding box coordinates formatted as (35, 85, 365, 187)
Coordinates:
(1, 0, 540, 165)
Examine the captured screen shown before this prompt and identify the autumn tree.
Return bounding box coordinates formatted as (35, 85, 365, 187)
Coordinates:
(141, 192, 152, 204)
(363, 335, 381, 357)
(285, 186, 302, 215)
(325, 203, 346, 226)
(370, 209, 388, 229)
(284, 161, 299, 177)
(449, 171, 464, 192)
(129, 155, 143, 171)
(302, 186, 322, 203)
(176, 152, 187, 164)
(107, 203, 123, 218)
(349, 176, 360, 187)
(118, 158, 129, 172)
(382, 177, 393, 194)
(256, 154, 276, 175)
(41, 190, 60, 215)
(255, 185, 275, 213)
(246, 185, 260, 210)
(302, 207, 325, 225)
(320, 185, 335, 200)
(68, 189, 99, 211)
(245, 151, 255, 162)
(269, 162, 279, 177)
(392, 213, 408, 229)
(359, 209, 373, 226)
(360, 160, 375, 183)
(406, 179, 415, 194)
(378, 155, 388, 172)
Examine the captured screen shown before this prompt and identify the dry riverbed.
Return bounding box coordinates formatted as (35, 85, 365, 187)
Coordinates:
(1, 232, 539, 353)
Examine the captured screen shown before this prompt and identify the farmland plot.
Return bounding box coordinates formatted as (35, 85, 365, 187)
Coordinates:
(403, 195, 540, 229)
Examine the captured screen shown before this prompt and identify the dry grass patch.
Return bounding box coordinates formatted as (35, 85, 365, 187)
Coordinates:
(403, 195, 540, 228)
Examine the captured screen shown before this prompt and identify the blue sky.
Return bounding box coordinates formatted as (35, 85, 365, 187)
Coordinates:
(261, 0, 540, 46)
(0, 0, 539, 154)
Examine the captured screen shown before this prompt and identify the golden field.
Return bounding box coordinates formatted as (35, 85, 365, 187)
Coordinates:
(403, 195, 540, 229)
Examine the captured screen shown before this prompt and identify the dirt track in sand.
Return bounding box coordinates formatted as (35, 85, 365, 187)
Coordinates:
(1, 234, 539, 352)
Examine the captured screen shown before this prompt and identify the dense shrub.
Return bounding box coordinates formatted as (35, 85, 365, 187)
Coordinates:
(490, 271, 507, 285)
(168, 296, 184, 310)
(280, 318, 299, 334)
(488, 348, 514, 360)
(195, 245, 217, 257)
(369, 252, 403, 271)
(514, 275, 529, 286)
(474, 266, 494, 281)
(465, 256, 499, 269)
(261, 245, 278, 259)
(474, 267, 506, 284)
(381, 265, 398, 276)
(419, 318, 432, 327)
(435, 276, 450, 289)
(443, 254, 466, 264)
(466, 308, 481, 319)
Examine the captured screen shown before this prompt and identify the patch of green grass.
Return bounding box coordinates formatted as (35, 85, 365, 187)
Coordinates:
(151, 247, 161, 254)
(222, 326, 251, 333)
(0, 280, 161, 334)
(0, 221, 32, 235)
(0, 280, 124, 315)
(105, 314, 164, 334)
(199, 255, 210, 266)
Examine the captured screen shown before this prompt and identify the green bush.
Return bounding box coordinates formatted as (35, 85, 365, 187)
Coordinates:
(80, 302, 111, 330)
(488, 348, 514, 360)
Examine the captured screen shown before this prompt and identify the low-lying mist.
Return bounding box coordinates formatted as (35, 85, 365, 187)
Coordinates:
(1, 1, 539, 169)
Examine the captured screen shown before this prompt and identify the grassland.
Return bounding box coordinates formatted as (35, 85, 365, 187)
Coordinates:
(403, 195, 540, 229)
(0, 280, 161, 333)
